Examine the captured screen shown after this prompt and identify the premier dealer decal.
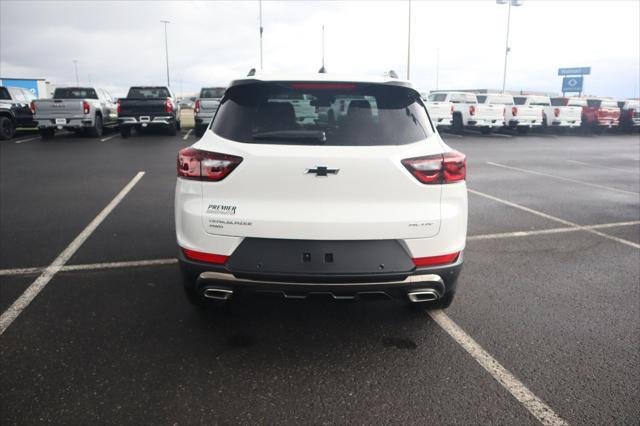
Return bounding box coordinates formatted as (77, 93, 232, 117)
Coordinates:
(206, 204, 237, 216)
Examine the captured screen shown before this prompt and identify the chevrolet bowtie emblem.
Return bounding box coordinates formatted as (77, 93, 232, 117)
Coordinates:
(305, 166, 340, 177)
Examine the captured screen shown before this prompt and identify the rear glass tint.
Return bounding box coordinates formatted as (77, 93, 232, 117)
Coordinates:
(514, 97, 526, 105)
(200, 88, 226, 98)
(476, 95, 487, 103)
(0, 87, 11, 100)
(53, 88, 98, 99)
(212, 82, 433, 146)
(127, 87, 171, 98)
(587, 99, 602, 108)
(551, 98, 568, 106)
(428, 93, 447, 102)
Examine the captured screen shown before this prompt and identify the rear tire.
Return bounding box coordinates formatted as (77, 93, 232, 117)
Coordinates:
(176, 120, 182, 131)
(0, 116, 15, 140)
(89, 115, 103, 138)
(408, 290, 456, 312)
(167, 121, 177, 136)
(451, 113, 464, 134)
(480, 127, 492, 135)
(516, 126, 530, 134)
(120, 126, 131, 139)
(40, 128, 55, 139)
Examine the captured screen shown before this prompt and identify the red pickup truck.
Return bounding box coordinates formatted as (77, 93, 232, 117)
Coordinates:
(581, 98, 620, 132)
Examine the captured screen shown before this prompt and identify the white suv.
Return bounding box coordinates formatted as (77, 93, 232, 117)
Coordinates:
(175, 73, 468, 311)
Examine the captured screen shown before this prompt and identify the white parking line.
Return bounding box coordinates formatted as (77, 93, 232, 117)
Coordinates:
(468, 189, 640, 249)
(100, 134, 119, 142)
(467, 220, 640, 241)
(183, 129, 192, 140)
(14, 137, 40, 144)
(429, 310, 568, 426)
(567, 160, 639, 175)
(0, 171, 145, 336)
(0, 258, 178, 277)
(487, 161, 639, 195)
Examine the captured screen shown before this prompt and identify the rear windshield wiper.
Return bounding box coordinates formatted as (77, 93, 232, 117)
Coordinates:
(252, 130, 327, 144)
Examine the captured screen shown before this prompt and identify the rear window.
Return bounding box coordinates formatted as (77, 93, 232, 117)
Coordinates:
(601, 100, 617, 108)
(212, 82, 433, 146)
(449, 93, 477, 103)
(476, 95, 487, 103)
(528, 97, 551, 106)
(127, 87, 171, 98)
(568, 99, 586, 107)
(200, 88, 226, 98)
(487, 95, 514, 105)
(428, 93, 447, 102)
(0, 87, 11, 100)
(53, 88, 98, 99)
(514, 97, 526, 105)
(551, 98, 568, 106)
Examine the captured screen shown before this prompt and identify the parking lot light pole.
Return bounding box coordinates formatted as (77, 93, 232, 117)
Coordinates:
(406, 0, 411, 80)
(259, 0, 263, 70)
(160, 20, 171, 87)
(72, 60, 79, 86)
(497, 0, 523, 93)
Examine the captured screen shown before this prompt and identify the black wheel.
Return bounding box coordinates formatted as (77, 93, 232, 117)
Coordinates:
(516, 126, 530, 134)
(40, 128, 55, 139)
(541, 115, 548, 132)
(194, 125, 205, 137)
(0, 116, 15, 140)
(408, 290, 456, 312)
(167, 121, 177, 136)
(120, 127, 131, 139)
(89, 115, 103, 137)
(480, 127, 492, 135)
(452, 113, 464, 134)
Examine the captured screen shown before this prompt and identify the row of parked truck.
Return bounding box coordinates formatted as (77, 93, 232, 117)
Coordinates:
(423, 91, 640, 134)
(0, 83, 638, 141)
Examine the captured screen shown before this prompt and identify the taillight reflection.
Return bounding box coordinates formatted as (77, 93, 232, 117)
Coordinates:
(194, 100, 201, 113)
(177, 147, 243, 181)
(401, 151, 466, 184)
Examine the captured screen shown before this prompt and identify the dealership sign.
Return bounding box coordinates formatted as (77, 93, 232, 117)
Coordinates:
(558, 67, 591, 76)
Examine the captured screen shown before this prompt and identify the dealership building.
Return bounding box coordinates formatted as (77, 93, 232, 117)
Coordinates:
(0, 77, 49, 98)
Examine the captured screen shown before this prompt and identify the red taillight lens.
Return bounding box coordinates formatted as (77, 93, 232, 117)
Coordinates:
(194, 100, 201, 113)
(182, 248, 228, 264)
(450, 104, 454, 114)
(177, 147, 242, 181)
(401, 151, 466, 184)
(412, 252, 460, 267)
(469, 105, 476, 116)
(554, 108, 560, 117)
(512, 106, 518, 116)
(628, 109, 635, 118)
(117, 99, 121, 114)
(30, 101, 36, 114)
(82, 101, 90, 114)
(165, 98, 173, 113)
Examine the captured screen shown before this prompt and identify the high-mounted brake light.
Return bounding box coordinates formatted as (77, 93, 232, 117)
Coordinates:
(401, 151, 466, 184)
(554, 107, 560, 117)
(182, 248, 229, 264)
(412, 252, 460, 267)
(288, 83, 356, 90)
(194, 100, 201, 113)
(177, 147, 243, 181)
(30, 101, 36, 114)
(469, 105, 476, 116)
(165, 98, 173, 113)
(82, 101, 90, 114)
(512, 106, 518, 116)
(117, 99, 121, 114)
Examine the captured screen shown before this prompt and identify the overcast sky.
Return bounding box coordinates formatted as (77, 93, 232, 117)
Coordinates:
(1, 0, 638, 98)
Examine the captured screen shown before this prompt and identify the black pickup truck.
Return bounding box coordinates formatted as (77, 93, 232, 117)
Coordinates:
(117, 86, 181, 138)
(0, 86, 37, 140)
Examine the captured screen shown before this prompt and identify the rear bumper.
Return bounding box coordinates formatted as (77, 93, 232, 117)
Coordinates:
(468, 119, 504, 128)
(179, 248, 463, 300)
(508, 119, 541, 127)
(36, 117, 94, 129)
(119, 115, 175, 127)
(551, 119, 580, 127)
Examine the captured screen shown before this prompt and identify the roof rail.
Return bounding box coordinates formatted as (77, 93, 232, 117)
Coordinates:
(247, 68, 256, 77)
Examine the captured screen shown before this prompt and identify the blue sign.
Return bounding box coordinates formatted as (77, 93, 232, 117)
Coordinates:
(0, 79, 40, 97)
(562, 76, 583, 92)
(558, 67, 591, 76)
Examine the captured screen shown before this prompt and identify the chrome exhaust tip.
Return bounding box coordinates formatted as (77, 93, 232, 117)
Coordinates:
(202, 288, 233, 301)
(407, 289, 440, 303)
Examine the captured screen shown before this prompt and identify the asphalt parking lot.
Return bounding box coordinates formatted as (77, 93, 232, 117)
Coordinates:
(1, 128, 638, 425)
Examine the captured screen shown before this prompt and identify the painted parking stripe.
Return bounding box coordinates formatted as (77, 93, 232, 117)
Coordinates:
(429, 310, 568, 426)
(567, 160, 639, 175)
(182, 129, 192, 140)
(14, 137, 40, 144)
(100, 134, 119, 142)
(0, 258, 178, 277)
(0, 171, 145, 336)
(467, 220, 640, 241)
(487, 161, 639, 195)
(469, 189, 640, 249)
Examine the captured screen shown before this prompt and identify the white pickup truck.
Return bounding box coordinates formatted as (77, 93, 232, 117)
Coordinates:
(431, 91, 503, 133)
(508, 95, 545, 133)
(547, 97, 582, 131)
(425, 93, 453, 129)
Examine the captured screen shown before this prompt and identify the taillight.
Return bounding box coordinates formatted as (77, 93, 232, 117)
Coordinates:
(469, 105, 476, 116)
(512, 106, 518, 116)
(82, 101, 90, 114)
(339, 99, 345, 112)
(30, 101, 36, 114)
(194, 100, 201, 113)
(628, 109, 635, 118)
(182, 248, 228, 264)
(412, 252, 460, 267)
(554, 108, 560, 117)
(165, 98, 173, 113)
(117, 99, 121, 114)
(450, 104, 454, 114)
(177, 147, 242, 181)
(401, 150, 466, 184)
